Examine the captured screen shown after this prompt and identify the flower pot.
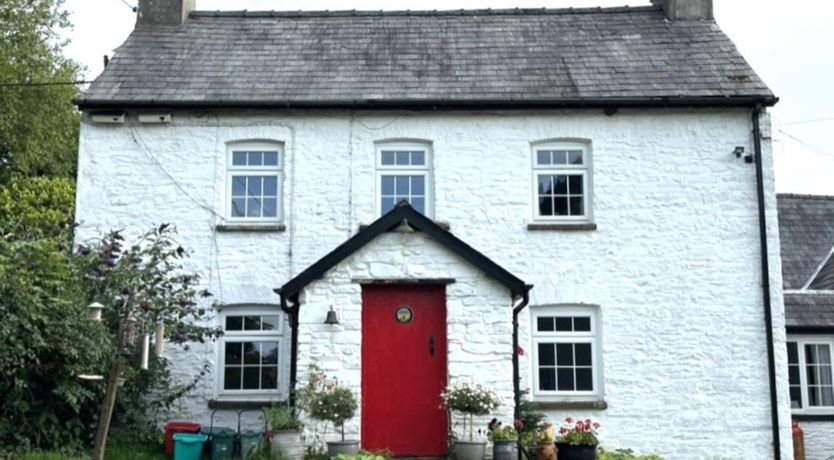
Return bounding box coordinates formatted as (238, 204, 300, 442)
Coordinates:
(493, 441, 518, 460)
(554, 443, 597, 460)
(533, 442, 557, 460)
(454, 440, 487, 460)
(326, 440, 360, 457)
(270, 430, 304, 459)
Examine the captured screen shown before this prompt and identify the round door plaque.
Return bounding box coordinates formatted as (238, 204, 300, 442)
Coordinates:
(395, 306, 413, 323)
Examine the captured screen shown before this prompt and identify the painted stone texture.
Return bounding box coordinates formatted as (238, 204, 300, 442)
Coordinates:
(74, 109, 792, 459)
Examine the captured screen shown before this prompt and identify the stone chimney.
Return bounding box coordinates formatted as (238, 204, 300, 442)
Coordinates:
(136, 0, 195, 26)
(651, 0, 713, 20)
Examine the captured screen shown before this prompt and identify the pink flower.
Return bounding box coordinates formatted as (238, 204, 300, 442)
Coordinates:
(565, 417, 573, 424)
(593, 422, 600, 429)
(516, 346, 525, 356)
(559, 427, 567, 435)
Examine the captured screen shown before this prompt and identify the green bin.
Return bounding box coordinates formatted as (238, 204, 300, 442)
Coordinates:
(239, 430, 263, 458)
(173, 432, 208, 460)
(204, 427, 236, 460)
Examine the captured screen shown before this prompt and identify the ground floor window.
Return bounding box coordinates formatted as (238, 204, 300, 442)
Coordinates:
(219, 308, 284, 396)
(787, 336, 834, 411)
(531, 305, 601, 399)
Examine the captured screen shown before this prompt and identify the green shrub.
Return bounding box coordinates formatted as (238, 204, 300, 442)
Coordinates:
(0, 176, 75, 241)
(597, 448, 665, 460)
(267, 404, 303, 432)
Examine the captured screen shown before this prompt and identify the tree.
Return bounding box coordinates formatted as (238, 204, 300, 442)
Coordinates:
(0, 0, 82, 179)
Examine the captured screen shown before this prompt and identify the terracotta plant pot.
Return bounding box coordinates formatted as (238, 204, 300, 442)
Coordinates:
(269, 430, 304, 459)
(326, 440, 360, 456)
(533, 442, 557, 460)
(454, 440, 487, 460)
(554, 442, 597, 460)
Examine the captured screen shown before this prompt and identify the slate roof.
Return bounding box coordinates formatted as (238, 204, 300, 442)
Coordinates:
(777, 194, 834, 330)
(77, 6, 776, 109)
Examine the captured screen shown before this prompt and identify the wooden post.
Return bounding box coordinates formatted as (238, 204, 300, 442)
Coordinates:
(91, 358, 123, 460)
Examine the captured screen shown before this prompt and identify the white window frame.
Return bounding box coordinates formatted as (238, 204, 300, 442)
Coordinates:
(531, 141, 593, 223)
(216, 307, 287, 399)
(225, 141, 283, 224)
(375, 141, 433, 218)
(787, 335, 834, 414)
(530, 305, 602, 401)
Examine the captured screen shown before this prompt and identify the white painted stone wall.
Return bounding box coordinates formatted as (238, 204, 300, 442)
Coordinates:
(800, 421, 834, 460)
(75, 108, 792, 458)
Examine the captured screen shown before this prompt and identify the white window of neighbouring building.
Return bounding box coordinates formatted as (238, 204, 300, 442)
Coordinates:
(219, 308, 284, 396)
(787, 337, 834, 411)
(376, 141, 432, 217)
(532, 141, 592, 221)
(226, 142, 282, 222)
(531, 305, 601, 399)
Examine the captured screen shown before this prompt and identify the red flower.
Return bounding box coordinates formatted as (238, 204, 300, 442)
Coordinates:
(514, 419, 524, 429)
(559, 427, 568, 435)
(565, 417, 573, 424)
(516, 346, 525, 356)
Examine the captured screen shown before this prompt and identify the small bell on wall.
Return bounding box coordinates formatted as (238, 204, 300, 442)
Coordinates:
(324, 307, 340, 325)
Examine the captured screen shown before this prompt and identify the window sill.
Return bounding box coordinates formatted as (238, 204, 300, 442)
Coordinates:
(530, 400, 608, 411)
(359, 221, 450, 231)
(216, 223, 286, 233)
(208, 399, 285, 410)
(792, 413, 834, 422)
(527, 222, 597, 232)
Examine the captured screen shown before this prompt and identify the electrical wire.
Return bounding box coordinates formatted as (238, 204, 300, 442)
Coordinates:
(782, 117, 834, 126)
(118, 0, 138, 12)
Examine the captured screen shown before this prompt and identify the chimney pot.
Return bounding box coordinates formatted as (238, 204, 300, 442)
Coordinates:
(137, 0, 195, 26)
(654, 0, 713, 21)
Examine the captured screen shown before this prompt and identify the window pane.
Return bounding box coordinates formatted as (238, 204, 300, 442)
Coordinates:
(568, 175, 583, 194)
(262, 198, 277, 218)
(807, 365, 819, 385)
(538, 176, 552, 194)
(554, 197, 568, 216)
(822, 386, 834, 406)
(263, 176, 277, 196)
(381, 152, 395, 165)
(575, 343, 592, 366)
(247, 176, 262, 195)
(537, 151, 551, 165)
(539, 368, 556, 391)
(395, 176, 409, 195)
(411, 151, 425, 165)
(224, 367, 241, 390)
(554, 176, 568, 194)
(574, 317, 591, 332)
(807, 344, 819, 365)
(381, 197, 395, 214)
(553, 151, 568, 165)
(248, 152, 263, 166)
(243, 367, 260, 389)
(557, 368, 575, 391)
(538, 343, 555, 366)
(411, 198, 425, 214)
(539, 197, 553, 216)
(790, 386, 802, 409)
(225, 342, 242, 365)
(243, 342, 260, 365)
(262, 366, 278, 390)
(244, 316, 261, 330)
(262, 315, 281, 331)
(555, 317, 572, 331)
(226, 316, 243, 331)
(788, 342, 799, 364)
(568, 150, 583, 165)
(395, 151, 409, 165)
(233, 152, 247, 166)
(231, 198, 245, 217)
(381, 176, 395, 195)
(556, 344, 573, 366)
(232, 176, 246, 196)
(537, 317, 554, 332)
(789, 366, 800, 385)
(247, 198, 262, 218)
(411, 176, 425, 195)
(569, 197, 584, 216)
(263, 152, 279, 166)
(820, 345, 832, 365)
(810, 386, 820, 406)
(576, 368, 593, 391)
(262, 342, 279, 365)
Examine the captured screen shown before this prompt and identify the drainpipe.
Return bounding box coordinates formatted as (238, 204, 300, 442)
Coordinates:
(752, 106, 781, 460)
(277, 289, 299, 407)
(512, 287, 531, 460)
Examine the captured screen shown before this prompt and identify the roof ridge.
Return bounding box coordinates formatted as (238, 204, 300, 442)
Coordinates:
(189, 5, 660, 19)
(777, 193, 834, 201)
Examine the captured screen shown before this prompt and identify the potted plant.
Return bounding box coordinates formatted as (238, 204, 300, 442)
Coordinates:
(441, 383, 500, 460)
(488, 421, 520, 460)
(555, 417, 600, 460)
(533, 421, 557, 460)
(309, 383, 359, 456)
(267, 404, 304, 459)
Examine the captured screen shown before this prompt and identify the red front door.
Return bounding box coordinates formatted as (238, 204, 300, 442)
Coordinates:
(361, 284, 448, 456)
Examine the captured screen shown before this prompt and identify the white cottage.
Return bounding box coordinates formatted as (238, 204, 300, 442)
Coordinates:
(74, 0, 793, 458)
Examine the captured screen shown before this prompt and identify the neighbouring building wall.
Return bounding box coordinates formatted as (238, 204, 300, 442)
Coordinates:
(75, 108, 791, 458)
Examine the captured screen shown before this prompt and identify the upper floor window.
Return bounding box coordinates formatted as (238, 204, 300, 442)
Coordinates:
(788, 337, 834, 411)
(532, 142, 592, 221)
(376, 142, 432, 217)
(531, 305, 601, 399)
(226, 142, 282, 222)
(220, 307, 284, 396)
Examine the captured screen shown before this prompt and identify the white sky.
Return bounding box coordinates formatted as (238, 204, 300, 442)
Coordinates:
(62, 0, 834, 195)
